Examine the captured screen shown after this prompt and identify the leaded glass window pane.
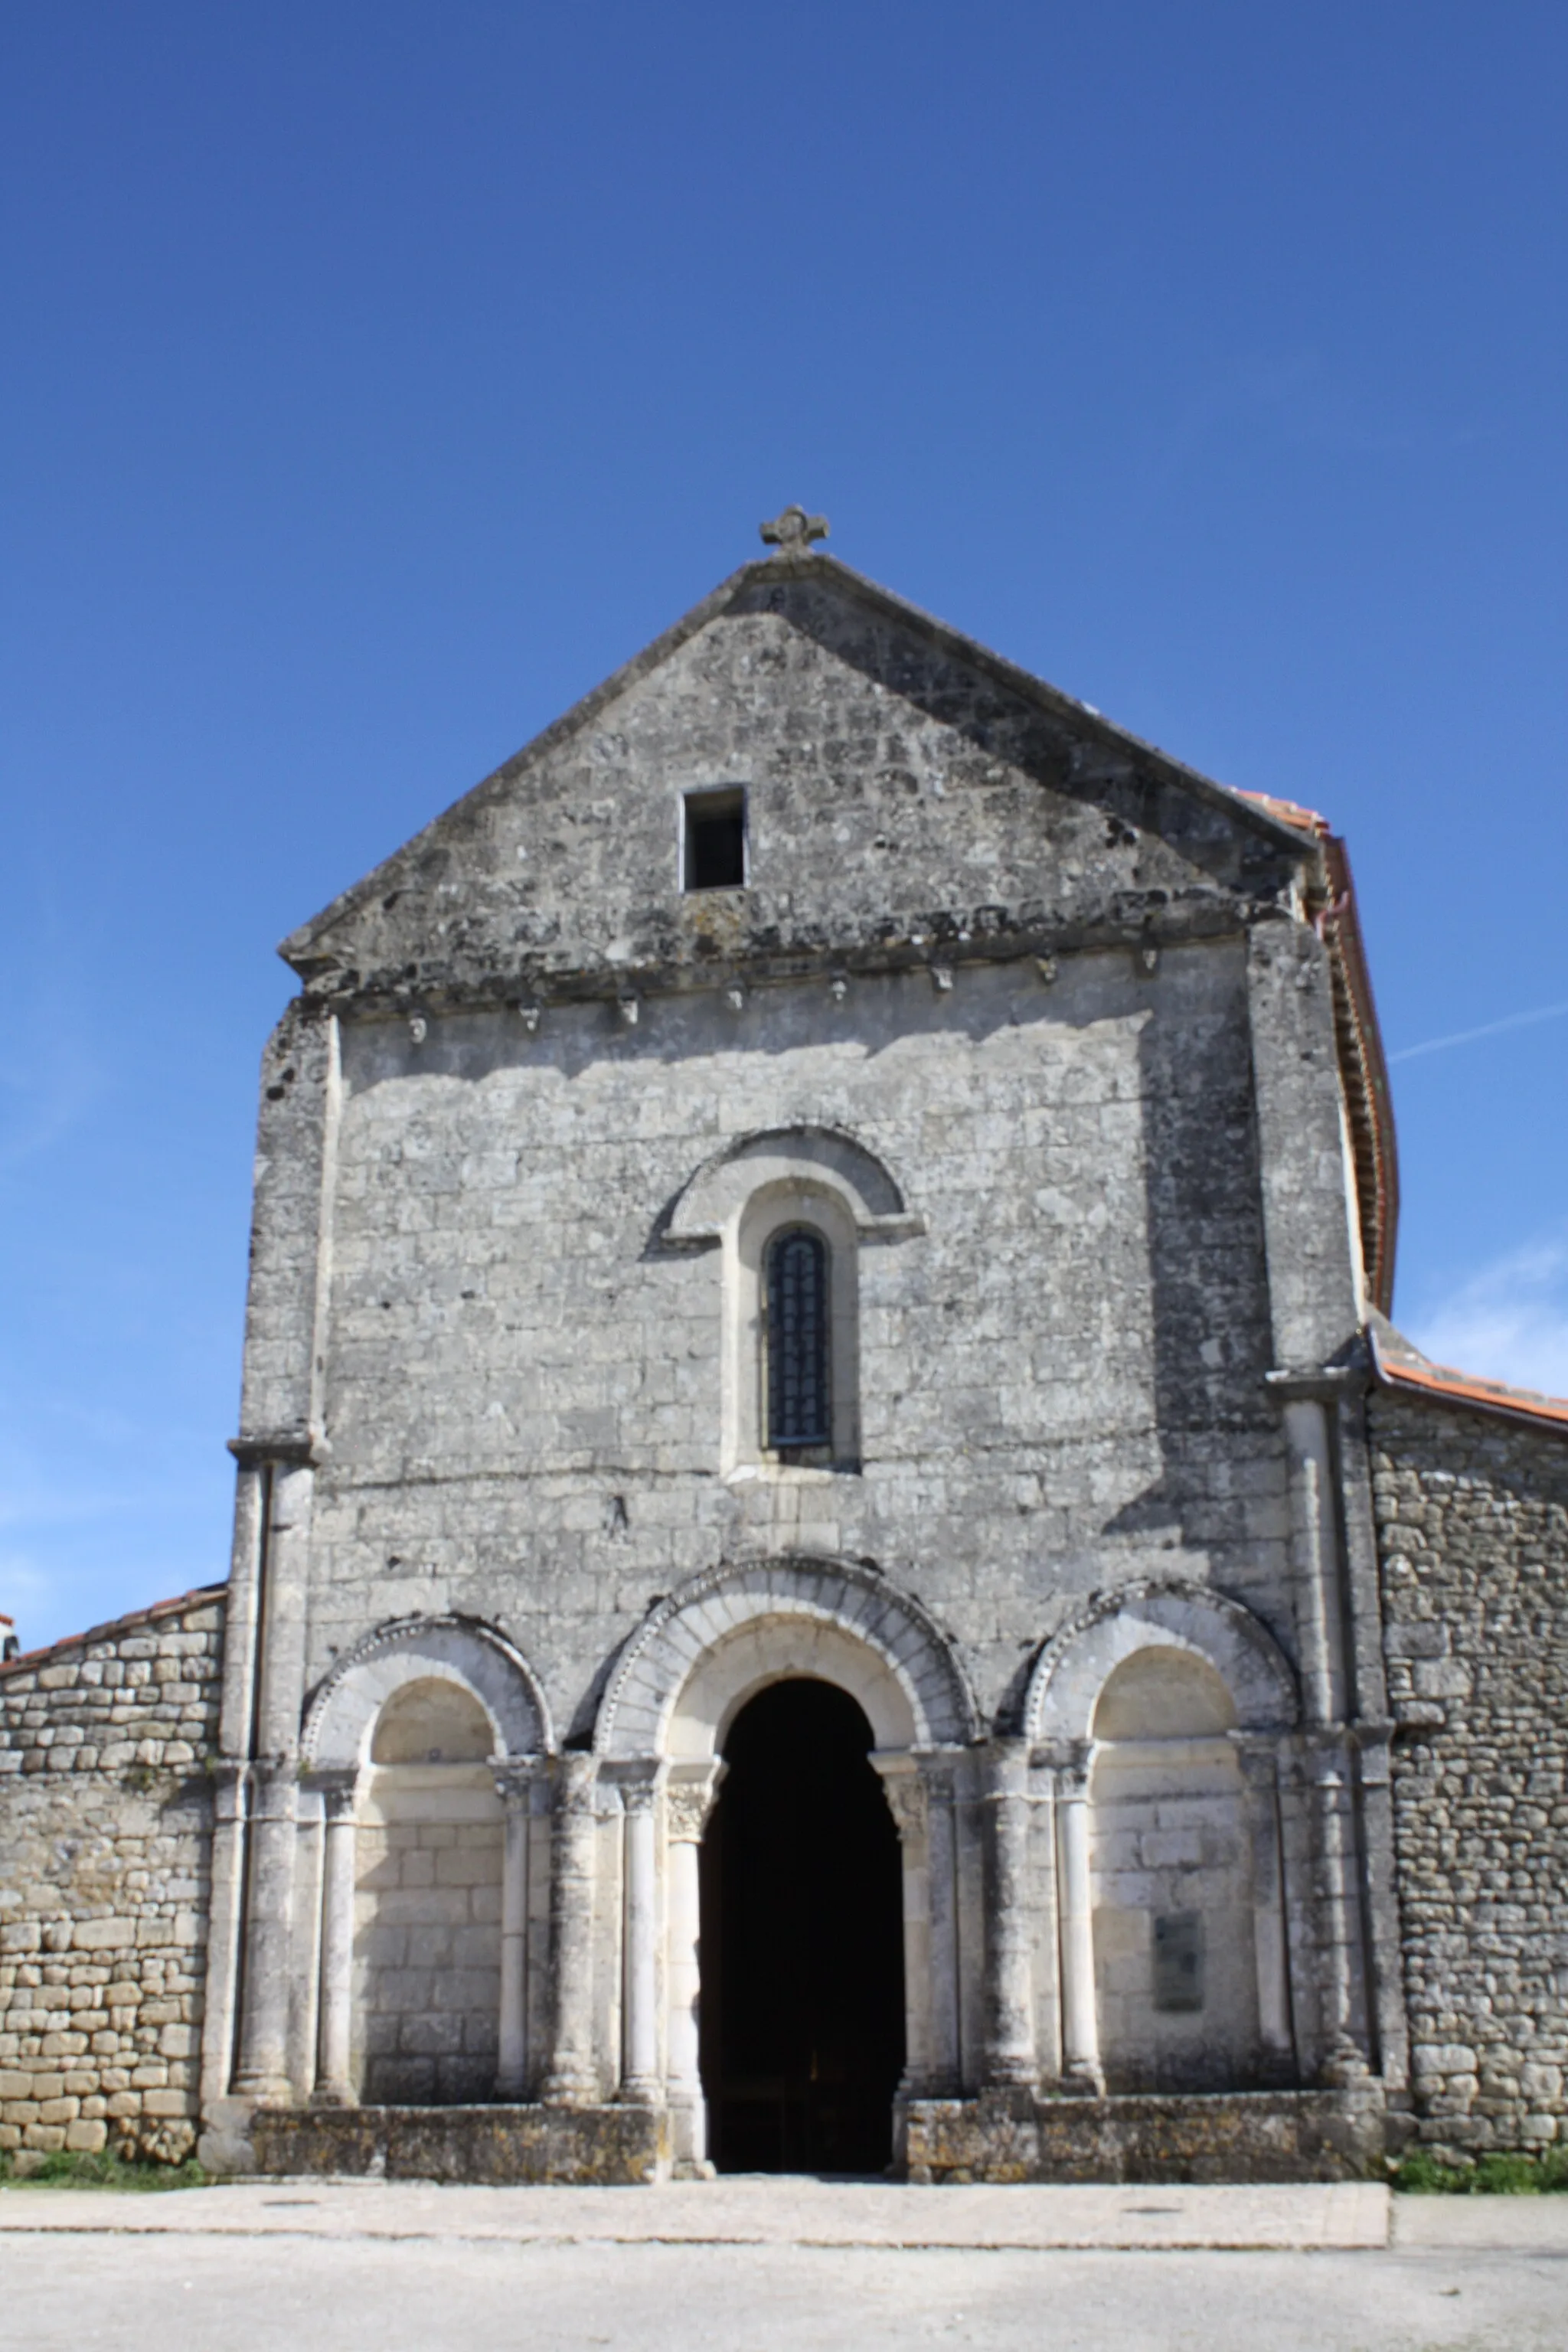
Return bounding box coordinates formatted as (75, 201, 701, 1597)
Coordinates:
(766, 1227, 830, 1448)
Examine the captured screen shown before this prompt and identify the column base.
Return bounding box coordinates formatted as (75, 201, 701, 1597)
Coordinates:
(900, 2069, 962, 2102)
(668, 2092, 707, 2167)
(230, 2073, 294, 2104)
(981, 2060, 1040, 2090)
(1318, 2034, 1374, 2088)
(540, 2070, 602, 2109)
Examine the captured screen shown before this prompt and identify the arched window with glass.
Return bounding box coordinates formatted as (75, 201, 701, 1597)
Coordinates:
(764, 1225, 831, 1452)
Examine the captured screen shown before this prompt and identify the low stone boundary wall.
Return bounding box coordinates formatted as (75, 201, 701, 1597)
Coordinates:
(903, 2088, 1385, 2183)
(0, 1588, 225, 2167)
(252, 2102, 668, 2185)
(1370, 1393, 1568, 2162)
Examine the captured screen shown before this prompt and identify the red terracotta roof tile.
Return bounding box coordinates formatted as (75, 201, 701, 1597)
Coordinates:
(1367, 1322, 1568, 1433)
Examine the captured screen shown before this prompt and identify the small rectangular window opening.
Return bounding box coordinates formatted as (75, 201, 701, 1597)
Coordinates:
(684, 788, 746, 891)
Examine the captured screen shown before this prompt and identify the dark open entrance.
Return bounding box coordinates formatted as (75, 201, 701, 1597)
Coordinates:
(699, 1677, 905, 2174)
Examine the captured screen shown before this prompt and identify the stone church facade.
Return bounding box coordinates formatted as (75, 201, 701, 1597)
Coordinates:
(4, 518, 1566, 2181)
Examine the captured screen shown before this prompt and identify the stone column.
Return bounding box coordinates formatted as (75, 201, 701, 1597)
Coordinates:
(923, 1762, 964, 2096)
(494, 1758, 542, 2100)
(217, 1461, 266, 1758)
(1270, 1376, 1373, 2081)
(232, 1756, 300, 2099)
(1053, 1746, 1101, 2089)
(199, 1462, 269, 2121)
(312, 1771, 360, 2105)
(198, 1761, 250, 2112)
(233, 1456, 317, 2103)
(1234, 1738, 1295, 2070)
(873, 1756, 933, 2098)
(981, 1740, 1037, 2088)
(1352, 1718, 1403, 2085)
(616, 1764, 664, 2103)
(1280, 1393, 1346, 1727)
(287, 1793, 325, 2096)
(541, 1754, 602, 2106)
(1305, 1734, 1370, 2079)
(665, 1762, 725, 2168)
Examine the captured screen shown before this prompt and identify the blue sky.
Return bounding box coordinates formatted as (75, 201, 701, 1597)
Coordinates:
(3, 2, 1565, 1648)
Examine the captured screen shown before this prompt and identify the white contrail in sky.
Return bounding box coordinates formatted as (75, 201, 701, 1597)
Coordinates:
(1389, 1001, 1568, 1064)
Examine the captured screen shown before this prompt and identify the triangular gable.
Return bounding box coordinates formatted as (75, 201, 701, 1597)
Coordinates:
(271, 545, 1395, 1311)
(279, 550, 1316, 984)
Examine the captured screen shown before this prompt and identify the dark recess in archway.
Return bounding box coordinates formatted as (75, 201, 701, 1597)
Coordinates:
(699, 1677, 905, 2174)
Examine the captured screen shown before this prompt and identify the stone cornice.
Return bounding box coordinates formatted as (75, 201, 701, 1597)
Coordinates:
(297, 900, 1270, 1024)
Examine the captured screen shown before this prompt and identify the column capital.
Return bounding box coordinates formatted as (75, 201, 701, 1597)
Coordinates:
(1264, 1365, 1367, 1408)
(1229, 1733, 1284, 1787)
(550, 1751, 601, 1816)
(911, 1743, 967, 1801)
(979, 1736, 1036, 1803)
(1034, 1736, 1094, 1791)
(871, 1753, 928, 1844)
(302, 1766, 360, 1821)
(248, 1756, 301, 1819)
(1300, 1730, 1354, 1785)
(208, 1759, 250, 1822)
(227, 1428, 331, 1468)
(665, 1760, 727, 1843)
(492, 1753, 548, 1806)
(603, 1758, 664, 1815)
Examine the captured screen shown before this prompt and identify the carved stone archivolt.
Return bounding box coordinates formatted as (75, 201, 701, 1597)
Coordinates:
(302, 1613, 553, 1769)
(594, 1553, 977, 1762)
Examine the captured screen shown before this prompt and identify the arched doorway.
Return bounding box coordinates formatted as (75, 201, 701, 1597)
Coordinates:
(699, 1677, 904, 2173)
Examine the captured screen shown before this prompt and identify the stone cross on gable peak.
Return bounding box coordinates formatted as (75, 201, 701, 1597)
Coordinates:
(760, 504, 829, 556)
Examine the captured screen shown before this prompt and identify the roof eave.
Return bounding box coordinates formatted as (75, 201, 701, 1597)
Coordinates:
(1367, 1323, 1568, 1439)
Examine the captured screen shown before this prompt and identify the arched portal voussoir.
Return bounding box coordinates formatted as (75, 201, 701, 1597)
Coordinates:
(593, 1554, 977, 1760)
(302, 1613, 554, 1769)
(1022, 1578, 1299, 1746)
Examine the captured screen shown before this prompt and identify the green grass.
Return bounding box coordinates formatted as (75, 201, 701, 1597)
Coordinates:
(1393, 2147, 1568, 2195)
(0, 2148, 208, 2191)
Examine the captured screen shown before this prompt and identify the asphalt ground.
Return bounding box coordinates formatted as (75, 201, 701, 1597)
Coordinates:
(2, 2181, 1564, 2351)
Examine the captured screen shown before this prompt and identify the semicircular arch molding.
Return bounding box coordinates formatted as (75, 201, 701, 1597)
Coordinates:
(302, 1613, 554, 1769)
(594, 1555, 977, 1760)
(665, 1126, 923, 1246)
(1023, 1579, 1298, 1746)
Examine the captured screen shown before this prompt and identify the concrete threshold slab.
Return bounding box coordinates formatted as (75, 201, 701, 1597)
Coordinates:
(0, 2177, 1390, 2250)
(1390, 2194, 1568, 2252)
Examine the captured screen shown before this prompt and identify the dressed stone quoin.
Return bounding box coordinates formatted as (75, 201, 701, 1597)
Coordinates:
(3, 516, 1566, 2182)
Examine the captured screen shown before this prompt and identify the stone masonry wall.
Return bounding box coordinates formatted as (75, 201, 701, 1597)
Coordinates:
(353, 1765, 505, 2104)
(306, 940, 1295, 1757)
(1370, 1393, 1568, 2158)
(0, 1587, 224, 2167)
